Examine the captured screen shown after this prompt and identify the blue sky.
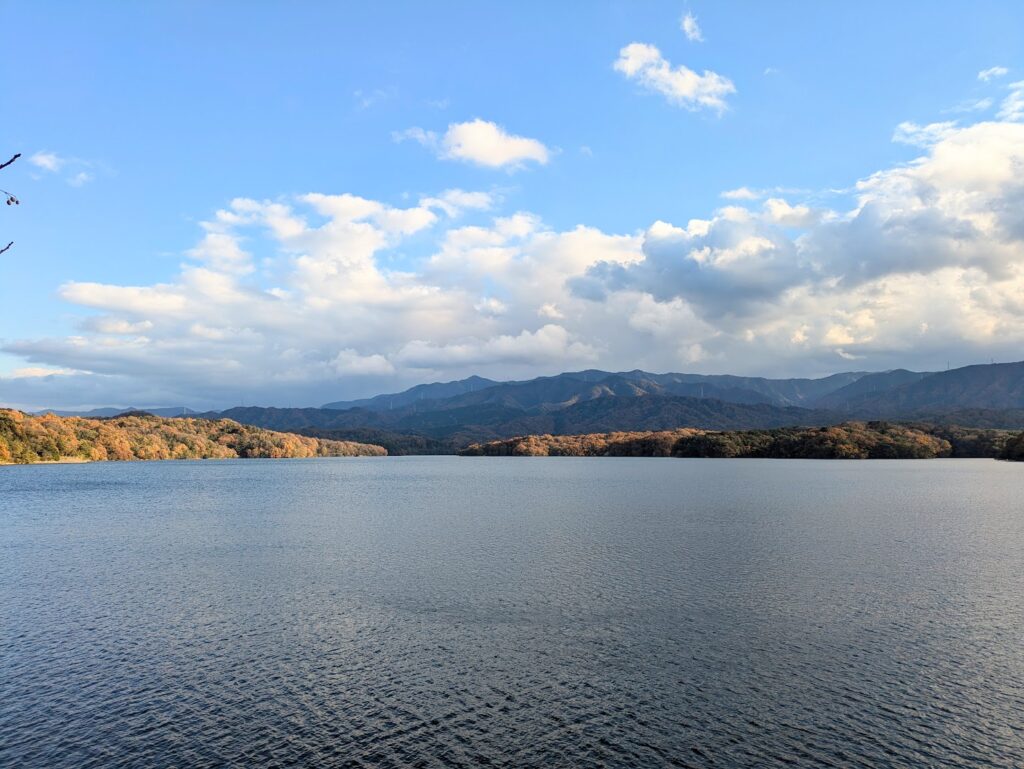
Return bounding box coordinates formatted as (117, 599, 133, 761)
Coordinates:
(3, 1, 1024, 409)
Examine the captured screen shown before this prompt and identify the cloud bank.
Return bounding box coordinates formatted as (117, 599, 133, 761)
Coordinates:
(6, 113, 1024, 409)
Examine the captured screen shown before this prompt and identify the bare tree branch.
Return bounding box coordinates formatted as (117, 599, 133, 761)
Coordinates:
(2, 153, 20, 254)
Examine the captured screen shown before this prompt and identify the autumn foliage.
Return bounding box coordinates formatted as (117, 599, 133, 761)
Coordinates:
(0, 410, 386, 464)
(460, 422, 955, 459)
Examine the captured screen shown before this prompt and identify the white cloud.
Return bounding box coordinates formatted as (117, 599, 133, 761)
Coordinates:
(27, 150, 102, 187)
(998, 81, 1024, 121)
(947, 97, 993, 114)
(721, 186, 761, 200)
(474, 297, 508, 316)
(29, 151, 66, 172)
(9, 113, 1024, 408)
(762, 198, 819, 228)
(331, 349, 395, 376)
(395, 119, 550, 169)
(82, 318, 154, 335)
(978, 66, 1009, 82)
(442, 119, 549, 169)
(187, 232, 253, 275)
(892, 120, 959, 147)
(10, 367, 75, 378)
(681, 12, 703, 42)
(420, 188, 495, 217)
(577, 120, 1024, 323)
(394, 325, 596, 368)
(614, 43, 734, 113)
(3, 191, 640, 407)
(538, 303, 564, 319)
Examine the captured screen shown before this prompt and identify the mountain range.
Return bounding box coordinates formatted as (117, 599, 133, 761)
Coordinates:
(39, 406, 202, 418)
(37, 361, 1024, 453)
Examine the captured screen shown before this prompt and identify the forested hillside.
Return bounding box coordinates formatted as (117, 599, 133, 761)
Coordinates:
(998, 432, 1024, 461)
(461, 422, 956, 459)
(0, 410, 385, 464)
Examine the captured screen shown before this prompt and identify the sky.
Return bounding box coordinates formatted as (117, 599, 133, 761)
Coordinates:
(3, 1, 1024, 410)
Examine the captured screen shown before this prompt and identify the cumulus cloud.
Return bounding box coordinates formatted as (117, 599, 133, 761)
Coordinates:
(8, 112, 1024, 409)
(3, 191, 641, 408)
(978, 66, 1009, 81)
(573, 119, 1024, 346)
(331, 349, 395, 376)
(614, 42, 735, 113)
(441, 119, 550, 168)
(762, 198, 820, 228)
(395, 325, 596, 368)
(396, 119, 550, 169)
(681, 12, 703, 42)
(474, 297, 508, 316)
(570, 216, 804, 318)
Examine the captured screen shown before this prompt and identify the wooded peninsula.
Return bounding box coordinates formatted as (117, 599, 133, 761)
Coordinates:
(460, 422, 1022, 460)
(0, 410, 386, 464)
(4, 410, 1022, 464)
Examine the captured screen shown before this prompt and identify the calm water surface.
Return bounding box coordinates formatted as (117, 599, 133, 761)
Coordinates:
(2, 457, 1022, 768)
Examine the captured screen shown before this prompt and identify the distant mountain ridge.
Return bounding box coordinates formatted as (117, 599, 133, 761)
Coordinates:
(845, 362, 1024, 415)
(322, 375, 497, 411)
(313, 362, 1024, 420)
(31, 360, 1024, 452)
(322, 369, 870, 413)
(37, 406, 201, 418)
(210, 395, 838, 449)
(810, 369, 933, 409)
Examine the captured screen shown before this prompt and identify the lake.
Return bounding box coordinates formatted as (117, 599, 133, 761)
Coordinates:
(2, 457, 1022, 767)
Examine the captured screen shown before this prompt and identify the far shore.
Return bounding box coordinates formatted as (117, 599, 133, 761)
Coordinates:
(1, 457, 92, 466)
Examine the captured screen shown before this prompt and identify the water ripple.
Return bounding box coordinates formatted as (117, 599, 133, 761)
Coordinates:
(2, 457, 1023, 767)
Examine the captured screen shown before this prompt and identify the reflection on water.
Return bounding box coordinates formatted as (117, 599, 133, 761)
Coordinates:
(2, 457, 1022, 767)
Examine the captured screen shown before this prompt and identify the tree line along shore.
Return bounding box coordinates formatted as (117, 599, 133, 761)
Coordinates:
(3, 410, 1023, 464)
(0, 410, 386, 464)
(460, 422, 1024, 460)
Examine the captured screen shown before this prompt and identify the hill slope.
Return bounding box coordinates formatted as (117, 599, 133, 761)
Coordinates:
(0, 410, 386, 464)
(848, 362, 1024, 415)
(813, 369, 932, 409)
(167, 361, 1024, 453)
(207, 396, 838, 448)
(321, 369, 868, 414)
